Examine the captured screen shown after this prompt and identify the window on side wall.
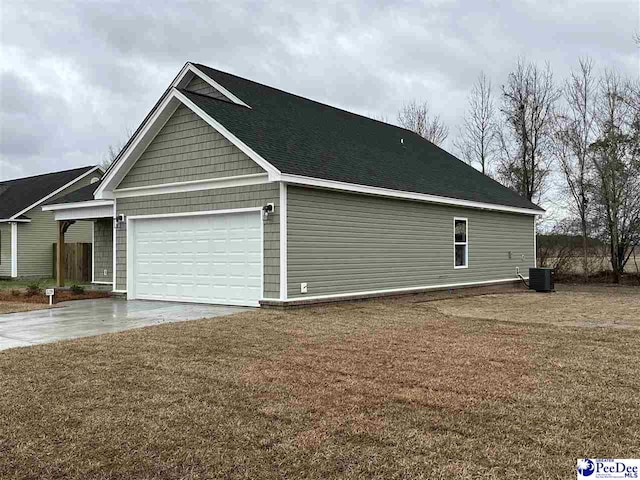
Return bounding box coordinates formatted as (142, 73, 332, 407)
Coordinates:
(454, 218, 468, 268)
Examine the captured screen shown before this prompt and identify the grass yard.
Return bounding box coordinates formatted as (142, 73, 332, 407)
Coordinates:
(1, 285, 638, 479)
(0, 278, 58, 290)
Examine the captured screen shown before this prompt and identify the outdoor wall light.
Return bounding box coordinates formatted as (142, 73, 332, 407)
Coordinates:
(262, 203, 274, 219)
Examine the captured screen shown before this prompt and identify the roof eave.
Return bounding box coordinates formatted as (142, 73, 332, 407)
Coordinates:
(9, 166, 102, 220)
(279, 173, 544, 215)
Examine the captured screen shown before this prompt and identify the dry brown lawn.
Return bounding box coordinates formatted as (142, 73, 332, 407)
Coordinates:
(1, 285, 638, 479)
(435, 284, 640, 329)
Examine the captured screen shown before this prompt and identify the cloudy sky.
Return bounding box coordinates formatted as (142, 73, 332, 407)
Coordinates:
(1, 0, 638, 197)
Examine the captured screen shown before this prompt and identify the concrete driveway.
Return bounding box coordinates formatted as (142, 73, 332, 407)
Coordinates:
(0, 298, 252, 351)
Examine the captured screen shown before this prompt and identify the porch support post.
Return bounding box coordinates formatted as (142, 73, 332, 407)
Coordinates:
(56, 220, 75, 287)
(57, 220, 65, 287)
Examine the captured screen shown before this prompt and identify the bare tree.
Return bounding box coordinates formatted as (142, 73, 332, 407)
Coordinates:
(552, 58, 599, 281)
(100, 127, 134, 170)
(397, 100, 449, 146)
(589, 70, 640, 283)
(497, 59, 560, 202)
(368, 113, 389, 123)
(454, 72, 497, 175)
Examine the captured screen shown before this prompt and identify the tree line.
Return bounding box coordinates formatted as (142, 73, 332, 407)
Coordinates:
(396, 58, 639, 283)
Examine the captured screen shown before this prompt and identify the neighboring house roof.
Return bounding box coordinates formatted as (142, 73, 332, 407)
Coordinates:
(45, 180, 102, 205)
(181, 63, 543, 212)
(0, 166, 100, 220)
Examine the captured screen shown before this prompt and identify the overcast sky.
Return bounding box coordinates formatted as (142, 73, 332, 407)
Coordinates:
(1, 0, 638, 199)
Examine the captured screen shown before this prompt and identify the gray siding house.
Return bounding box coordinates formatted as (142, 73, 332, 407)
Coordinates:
(44, 62, 543, 307)
(0, 167, 101, 279)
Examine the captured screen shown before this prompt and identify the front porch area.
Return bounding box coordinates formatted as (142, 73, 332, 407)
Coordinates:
(43, 199, 114, 288)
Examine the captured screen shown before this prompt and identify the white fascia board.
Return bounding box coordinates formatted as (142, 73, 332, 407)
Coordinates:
(95, 94, 181, 199)
(96, 89, 281, 200)
(173, 89, 280, 178)
(10, 166, 101, 219)
(42, 199, 114, 211)
(279, 174, 543, 216)
(0, 218, 31, 223)
(49, 205, 114, 221)
(113, 173, 269, 198)
(175, 63, 251, 109)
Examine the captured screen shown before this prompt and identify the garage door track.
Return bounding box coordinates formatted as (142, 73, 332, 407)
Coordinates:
(0, 298, 251, 351)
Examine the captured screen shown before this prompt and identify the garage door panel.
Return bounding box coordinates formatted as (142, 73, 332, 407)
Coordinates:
(131, 211, 262, 306)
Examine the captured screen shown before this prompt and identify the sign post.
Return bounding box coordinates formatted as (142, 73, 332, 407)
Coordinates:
(45, 288, 55, 305)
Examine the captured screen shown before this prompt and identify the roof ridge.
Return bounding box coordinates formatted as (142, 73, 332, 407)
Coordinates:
(0, 165, 96, 184)
(194, 62, 417, 137)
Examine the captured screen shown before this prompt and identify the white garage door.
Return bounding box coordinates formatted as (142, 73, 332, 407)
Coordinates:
(129, 211, 262, 306)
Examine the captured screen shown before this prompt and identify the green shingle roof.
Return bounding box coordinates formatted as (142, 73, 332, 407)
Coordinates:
(184, 63, 542, 212)
(0, 166, 97, 219)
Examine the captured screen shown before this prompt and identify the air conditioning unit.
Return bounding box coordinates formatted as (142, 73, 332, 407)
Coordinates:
(529, 268, 554, 292)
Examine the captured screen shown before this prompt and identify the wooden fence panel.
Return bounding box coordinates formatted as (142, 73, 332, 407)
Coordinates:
(52, 243, 92, 283)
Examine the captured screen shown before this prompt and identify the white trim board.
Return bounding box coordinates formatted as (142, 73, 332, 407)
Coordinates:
(279, 182, 287, 300)
(174, 63, 251, 108)
(264, 277, 526, 304)
(173, 89, 279, 177)
(533, 216, 538, 267)
(43, 199, 113, 211)
(112, 199, 117, 291)
(126, 206, 263, 221)
(279, 174, 543, 216)
(91, 221, 95, 283)
(95, 63, 542, 216)
(11, 166, 102, 219)
(95, 94, 181, 199)
(48, 205, 114, 221)
(95, 88, 280, 199)
(113, 173, 270, 198)
(10, 222, 18, 277)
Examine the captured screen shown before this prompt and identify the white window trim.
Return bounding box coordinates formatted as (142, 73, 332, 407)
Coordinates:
(453, 217, 468, 269)
(125, 207, 264, 306)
